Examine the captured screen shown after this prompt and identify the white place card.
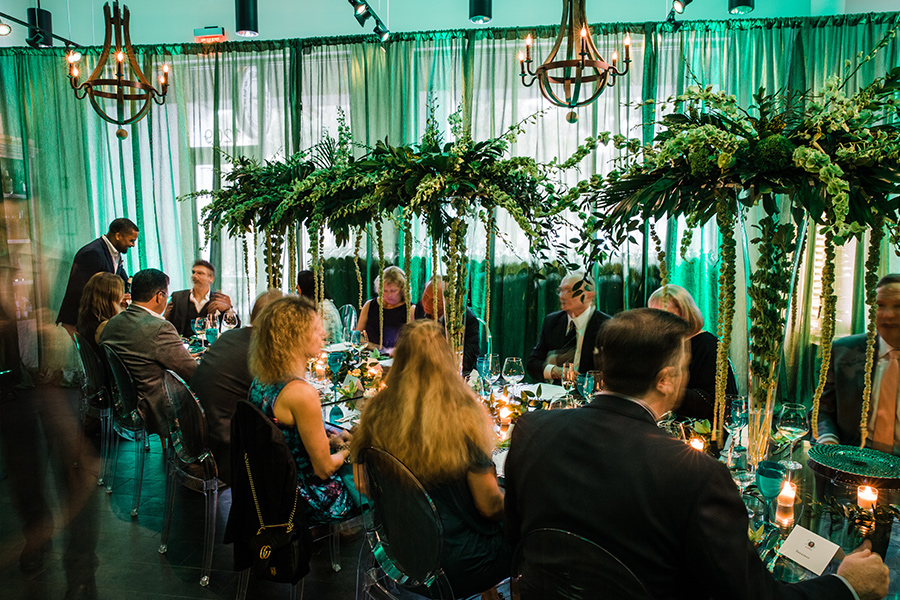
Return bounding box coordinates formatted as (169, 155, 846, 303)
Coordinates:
(778, 525, 840, 575)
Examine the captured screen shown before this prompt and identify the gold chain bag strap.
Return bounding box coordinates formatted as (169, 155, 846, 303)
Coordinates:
(244, 452, 304, 582)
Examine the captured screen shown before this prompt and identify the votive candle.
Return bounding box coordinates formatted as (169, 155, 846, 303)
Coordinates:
(688, 437, 705, 452)
(858, 485, 878, 510)
(775, 481, 796, 526)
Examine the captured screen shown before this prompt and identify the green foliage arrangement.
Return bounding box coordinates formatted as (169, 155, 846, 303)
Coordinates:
(575, 23, 900, 448)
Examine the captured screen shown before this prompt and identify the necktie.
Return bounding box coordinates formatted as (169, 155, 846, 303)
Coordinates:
(873, 349, 900, 452)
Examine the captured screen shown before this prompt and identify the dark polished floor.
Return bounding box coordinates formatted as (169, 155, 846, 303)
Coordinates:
(0, 385, 362, 600)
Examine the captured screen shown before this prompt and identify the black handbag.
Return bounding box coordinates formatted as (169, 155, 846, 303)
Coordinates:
(244, 452, 305, 583)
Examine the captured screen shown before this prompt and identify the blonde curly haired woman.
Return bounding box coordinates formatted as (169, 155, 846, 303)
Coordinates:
(248, 295, 358, 524)
(351, 320, 510, 597)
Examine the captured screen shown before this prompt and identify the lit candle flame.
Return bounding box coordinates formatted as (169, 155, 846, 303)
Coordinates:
(525, 34, 532, 46)
(71, 67, 79, 78)
(858, 485, 878, 510)
(688, 437, 704, 451)
(116, 50, 125, 62)
(580, 26, 587, 38)
(67, 52, 81, 64)
(518, 51, 524, 61)
(159, 76, 166, 85)
(162, 64, 170, 73)
(612, 50, 619, 62)
(498, 406, 512, 420)
(624, 33, 632, 47)
(775, 481, 796, 526)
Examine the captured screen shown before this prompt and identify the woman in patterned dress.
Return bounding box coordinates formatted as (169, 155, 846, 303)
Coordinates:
(247, 295, 358, 524)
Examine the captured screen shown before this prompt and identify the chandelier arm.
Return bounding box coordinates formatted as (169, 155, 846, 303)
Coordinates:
(121, 6, 153, 88)
(520, 74, 537, 88)
(543, 0, 574, 65)
(86, 3, 114, 83)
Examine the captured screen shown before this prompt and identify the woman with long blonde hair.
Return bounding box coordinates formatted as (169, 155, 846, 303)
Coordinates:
(648, 284, 737, 421)
(248, 295, 358, 524)
(352, 319, 510, 596)
(77, 272, 125, 351)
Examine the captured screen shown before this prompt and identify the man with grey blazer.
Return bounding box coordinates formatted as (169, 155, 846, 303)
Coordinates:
(100, 268, 197, 437)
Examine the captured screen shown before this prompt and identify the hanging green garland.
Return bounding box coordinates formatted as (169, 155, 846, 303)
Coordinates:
(810, 231, 837, 439)
(375, 218, 385, 349)
(354, 226, 364, 311)
(858, 216, 885, 447)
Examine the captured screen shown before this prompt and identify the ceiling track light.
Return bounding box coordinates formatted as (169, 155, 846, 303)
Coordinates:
(235, 0, 258, 37)
(26, 6, 52, 48)
(348, 0, 371, 26)
(672, 0, 692, 14)
(469, 0, 492, 24)
(374, 22, 390, 43)
(728, 0, 754, 15)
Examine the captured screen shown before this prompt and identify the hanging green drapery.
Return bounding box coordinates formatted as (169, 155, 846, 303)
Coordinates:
(1, 12, 898, 385)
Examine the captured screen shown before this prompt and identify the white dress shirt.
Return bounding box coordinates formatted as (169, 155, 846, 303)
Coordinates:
(543, 305, 596, 380)
(817, 337, 900, 449)
(190, 289, 211, 314)
(101, 234, 121, 273)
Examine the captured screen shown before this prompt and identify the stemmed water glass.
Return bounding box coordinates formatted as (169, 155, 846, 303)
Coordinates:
(755, 460, 787, 526)
(327, 350, 347, 403)
(776, 403, 810, 472)
(727, 445, 755, 495)
(489, 354, 501, 391)
(724, 396, 749, 447)
(190, 317, 206, 345)
(502, 357, 524, 396)
(221, 311, 238, 331)
(204, 316, 219, 346)
(561, 362, 576, 405)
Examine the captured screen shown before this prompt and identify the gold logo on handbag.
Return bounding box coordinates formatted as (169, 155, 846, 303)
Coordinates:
(259, 545, 272, 560)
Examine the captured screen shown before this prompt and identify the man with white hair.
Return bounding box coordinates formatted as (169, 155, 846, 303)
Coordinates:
(526, 271, 609, 382)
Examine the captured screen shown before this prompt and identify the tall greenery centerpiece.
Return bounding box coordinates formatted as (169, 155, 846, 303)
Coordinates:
(579, 35, 900, 456)
(182, 103, 585, 358)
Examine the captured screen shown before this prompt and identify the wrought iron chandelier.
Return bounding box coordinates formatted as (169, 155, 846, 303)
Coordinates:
(67, 2, 170, 139)
(519, 0, 631, 123)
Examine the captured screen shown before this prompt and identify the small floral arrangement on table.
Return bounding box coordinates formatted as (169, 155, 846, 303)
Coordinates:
(327, 351, 385, 411)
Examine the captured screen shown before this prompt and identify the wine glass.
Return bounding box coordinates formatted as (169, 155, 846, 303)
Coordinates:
(776, 403, 810, 472)
(204, 324, 219, 346)
(190, 317, 206, 344)
(489, 354, 501, 389)
(502, 357, 524, 395)
(755, 460, 787, 525)
(328, 351, 348, 403)
(561, 362, 576, 405)
(727, 446, 755, 494)
(221, 311, 238, 331)
(350, 329, 368, 348)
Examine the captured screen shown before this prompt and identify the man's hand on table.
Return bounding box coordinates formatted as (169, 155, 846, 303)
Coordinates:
(837, 540, 890, 600)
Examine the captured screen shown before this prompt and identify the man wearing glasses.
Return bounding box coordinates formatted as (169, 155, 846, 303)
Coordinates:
(526, 271, 609, 382)
(99, 268, 197, 438)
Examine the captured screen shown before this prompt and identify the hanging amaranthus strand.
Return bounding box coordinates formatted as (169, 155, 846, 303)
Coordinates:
(375, 218, 385, 349)
(447, 219, 460, 352)
(789, 224, 808, 332)
(318, 227, 326, 315)
(288, 226, 297, 293)
(455, 221, 469, 353)
(713, 200, 737, 444)
(242, 231, 251, 304)
(484, 210, 494, 354)
(252, 227, 259, 296)
(354, 227, 364, 311)
(858, 217, 884, 447)
(403, 213, 413, 321)
(431, 236, 439, 323)
(811, 231, 837, 439)
(310, 224, 320, 308)
(649, 222, 669, 308)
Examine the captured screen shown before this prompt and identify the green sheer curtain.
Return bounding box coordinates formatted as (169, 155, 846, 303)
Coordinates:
(1, 13, 898, 385)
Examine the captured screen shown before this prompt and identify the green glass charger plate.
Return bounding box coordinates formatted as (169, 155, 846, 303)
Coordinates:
(807, 444, 900, 484)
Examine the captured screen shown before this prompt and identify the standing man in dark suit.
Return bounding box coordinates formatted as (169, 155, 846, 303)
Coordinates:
(505, 308, 888, 600)
(190, 289, 282, 484)
(164, 259, 238, 338)
(99, 268, 197, 438)
(818, 274, 900, 454)
(526, 271, 608, 381)
(57, 218, 139, 333)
